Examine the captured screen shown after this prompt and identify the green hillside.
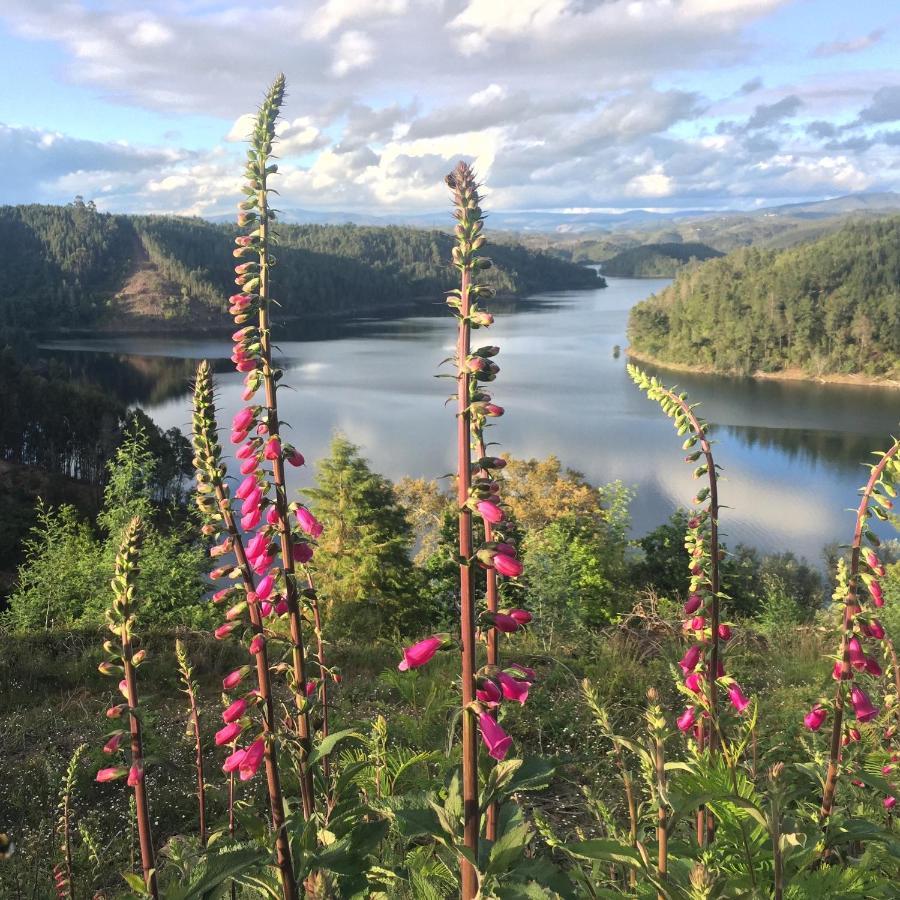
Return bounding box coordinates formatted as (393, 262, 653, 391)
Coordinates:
(627, 217, 900, 379)
(601, 241, 722, 277)
(0, 200, 603, 332)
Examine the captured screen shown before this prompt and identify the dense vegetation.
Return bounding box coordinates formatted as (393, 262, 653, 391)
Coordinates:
(600, 242, 722, 277)
(0, 201, 602, 332)
(627, 217, 900, 378)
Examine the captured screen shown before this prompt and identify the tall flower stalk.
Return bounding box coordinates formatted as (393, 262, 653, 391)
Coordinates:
(628, 366, 748, 845)
(95, 517, 157, 898)
(229, 73, 315, 817)
(175, 639, 207, 847)
(817, 438, 900, 824)
(445, 161, 531, 894)
(55, 743, 86, 900)
(192, 359, 298, 900)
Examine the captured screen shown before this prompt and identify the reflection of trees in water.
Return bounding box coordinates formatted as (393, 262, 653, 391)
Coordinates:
(41, 351, 210, 407)
(720, 422, 886, 472)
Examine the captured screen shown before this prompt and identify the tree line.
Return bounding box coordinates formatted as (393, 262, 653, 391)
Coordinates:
(0, 200, 603, 331)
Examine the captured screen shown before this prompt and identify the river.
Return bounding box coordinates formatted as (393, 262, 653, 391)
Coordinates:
(38, 277, 900, 564)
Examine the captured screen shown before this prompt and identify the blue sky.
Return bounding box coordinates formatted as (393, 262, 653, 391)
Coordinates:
(0, 0, 897, 217)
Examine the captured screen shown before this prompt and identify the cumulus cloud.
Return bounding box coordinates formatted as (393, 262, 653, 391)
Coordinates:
(0, 0, 896, 215)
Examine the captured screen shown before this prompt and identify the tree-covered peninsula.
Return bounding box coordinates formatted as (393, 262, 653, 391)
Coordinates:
(627, 217, 900, 380)
(0, 199, 603, 333)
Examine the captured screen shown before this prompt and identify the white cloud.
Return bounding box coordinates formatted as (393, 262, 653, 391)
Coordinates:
(331, 30, 375, 77)
(0, 0, 895, 215)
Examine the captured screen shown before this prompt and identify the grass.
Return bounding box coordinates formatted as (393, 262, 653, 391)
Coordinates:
(0, 619, 830, 898)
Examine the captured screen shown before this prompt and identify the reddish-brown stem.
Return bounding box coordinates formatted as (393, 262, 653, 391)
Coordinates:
(121, 630, 157, 898)
(820, 442, 900, 824)
(215, 484, 298, 900)
(256, 173, 315, 820)
(457, 263, 480, 899)
(476, 433, 499, 843)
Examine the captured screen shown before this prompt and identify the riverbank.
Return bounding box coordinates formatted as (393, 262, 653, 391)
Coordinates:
(626, 348, 900, 390)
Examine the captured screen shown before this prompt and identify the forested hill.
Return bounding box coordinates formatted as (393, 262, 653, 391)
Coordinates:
(0, 200, 603, 332)
(601, 242, 722, 277)
(627, 217, 900, 380)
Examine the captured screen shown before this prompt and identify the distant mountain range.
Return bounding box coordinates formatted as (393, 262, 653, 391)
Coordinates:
(206, 191, 900, 235)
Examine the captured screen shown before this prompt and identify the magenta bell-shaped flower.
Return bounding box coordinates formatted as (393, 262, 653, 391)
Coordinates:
(804, 705, 827, 731)
(493, 553, 523, 578)
(215, 722, 243, 746)
(677, 706, 696, 732)
(850, 685, 879, 722)
(728, 682, 750, 713)
(683, 594, 703, 616)
(296, 507, 324, 538)
(478, 712, 512, 760)
(222, 747, 246, 774)
(96, 766, 127, 783)
(239, 739, 265, 781)
(679, 645, 701, 674)
(476, 500, 504, 524)
(497, 671, 529, 706)
(398, 634, 447, 671)
(476, 679, 502, 706)
(223, 698, 247, 723)
(870, 580, 884, 607)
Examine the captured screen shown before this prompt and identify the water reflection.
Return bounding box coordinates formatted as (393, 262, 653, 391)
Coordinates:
(37, 278, 900, 562)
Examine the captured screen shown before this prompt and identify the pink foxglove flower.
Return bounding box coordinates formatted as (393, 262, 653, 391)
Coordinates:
(679, 645, 701, 674)
(476, 500, 504, 524)
(493, 553, 523, 578)
(222, 747, 246, 774)
(677, 706, 696, 732)
(96, 766, 127, 783)
(223, 698, 247, 723)
(296, 507, 324, 538)
(870, 580, 884, 607)
(398, 635, 447, 671)
(497, 672, 529, 706)
(239, 739, 265, 781)
(287, 448, 305, 467)
(685, 672, 703, 693)
(127, 764, 144, 786)
(476, 679, 502, 706)
(293, 542, 314, 564)
(728, 682, 750, 713)
(885, 796, 897, 810)
(850, 685, 879, 723)
(490, 613, 521, 633)
(223, 666, 250, 691)
(804, 705, 827, 731)
(216, 722, 243, 746)
(256, 574, 274, 599)
(478, 712, 512, 760)
(103, 732, 125, 754)
(683, 594, 703, 616)
(508, 609, 533, 626)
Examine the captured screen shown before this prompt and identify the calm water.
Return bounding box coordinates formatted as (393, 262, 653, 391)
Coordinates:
(39, 278, 900, 564)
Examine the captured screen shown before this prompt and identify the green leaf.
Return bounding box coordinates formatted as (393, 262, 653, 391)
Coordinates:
(306, 728, 364, 767)
(122, 872, 151, 896)
(560, 838, 641, 867)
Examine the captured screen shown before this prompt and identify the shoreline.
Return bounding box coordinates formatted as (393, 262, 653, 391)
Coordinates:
(625, 348, 900, 390)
